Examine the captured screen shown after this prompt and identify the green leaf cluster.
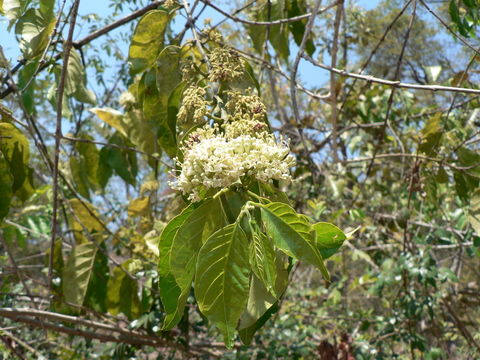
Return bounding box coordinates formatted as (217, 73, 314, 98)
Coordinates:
(158, 192, 345, 347)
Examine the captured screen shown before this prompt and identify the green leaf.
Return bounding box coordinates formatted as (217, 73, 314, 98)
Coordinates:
(167, 81, 186, 136)
(96, 148, 113, 189)
(70, 156, 91, 200)
(100, 133, 138, 186)
(63, 242, 98, 306)
(15, 8, 55, 59)
(247, 2, 267, 53)
(154, 46, 182, 157)
(158, 204, 196, 329)
(314, 222, 346, 259)
(195, 223, 250, 348)
(166, 199, 226, 329)
(287, 0, 315, 56)
(269, 0, 290, 62)
(64, 49, 96, 105)
(449, 0, 470, 37)
(127, 196, 150, 218)
(107, 260, 141, 319)
(449, 0, 462, 26)
(239, 251, 288, 330)
(68, 134, 101, 199)
(129, 10, 172, 75)
(0, 154, 13, 222)
(17, 61, 36, 114)
(84, 249, 108, 313)
(39, 0, 54, 17)
(76, 134, 100, 188)
(257, 202, 330, 281)
(249, 231, 277, 296)
(457, 147, 480, 178)
(2, 0, 24, 22)
(127, 111, 158, 162)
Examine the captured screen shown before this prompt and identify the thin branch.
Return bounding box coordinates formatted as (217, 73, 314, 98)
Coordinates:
(1, 1, 167, 99)
(442, 299, 480, 353)
(341, 0, 413, 107)
(0, 236, 37, 309)
(329, 0, 344, 163)
(202, 0, 339, 26)
(0, 308, 147, 338)
(73, 1, 166, 48)
(343, 152, 476, 171)
(182, 0, 209, 66)
(302, 54, 480, 95)
(420, 0, 480, 57)
(291, 0, 324, 124)
(49, 0, 81, 292)
(0, 308, 211, 356)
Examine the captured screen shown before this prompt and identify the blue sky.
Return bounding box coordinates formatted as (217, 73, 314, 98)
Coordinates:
(1, 0, 380, 93)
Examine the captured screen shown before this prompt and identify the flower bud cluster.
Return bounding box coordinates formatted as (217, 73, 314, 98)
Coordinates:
(208, 47, 245, 82)
(225, 90, 266, 122)
(177, 86, 210, 124)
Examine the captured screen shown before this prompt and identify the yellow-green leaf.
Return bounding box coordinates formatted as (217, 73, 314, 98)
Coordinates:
(90, 108, 127, 137)
(0, 154, 13, 222)
(128, 10, 172, 74)
(107, 260, 141, 319)
(128, 196, 150, 217)
(15, 8, 55, 59)
(195, 223, 250, 348)
(63, 242, 97, 306)
(469, 189, 480, 235)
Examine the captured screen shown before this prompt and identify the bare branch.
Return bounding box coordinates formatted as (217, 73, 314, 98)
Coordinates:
(302, 54, 480, 95)
(329, 0, 344, 163)
(201, 0, 339, 26)
(49, 0, 81, 292)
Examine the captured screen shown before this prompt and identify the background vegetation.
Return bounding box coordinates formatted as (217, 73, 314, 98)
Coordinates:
(1, 0, 480, 358)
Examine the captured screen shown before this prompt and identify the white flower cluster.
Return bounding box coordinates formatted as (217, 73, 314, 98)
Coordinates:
(171, 134, 295, 202)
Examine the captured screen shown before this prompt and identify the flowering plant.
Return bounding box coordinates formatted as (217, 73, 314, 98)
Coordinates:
(157, 42, 346, 347)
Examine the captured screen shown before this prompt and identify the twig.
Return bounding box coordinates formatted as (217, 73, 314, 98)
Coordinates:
(1, 1, 166, 99)
(329, 0, 344, 163)
(0, 308, 211, 355)
(202, 0, 339, 26)
(0, 329, 41, 357)
(290, 0, 325, 178)
(420, 0, 480, 57)
(73, 1, 166, 48)
(49, 0, 81, 292)
(343, 152, 479, 171)
(442, 299, 480, 353)
(302, 54, 480, 95)
(0, 235, 37, 310)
